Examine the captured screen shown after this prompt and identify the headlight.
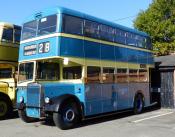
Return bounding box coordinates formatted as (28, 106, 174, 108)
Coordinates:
(19, 96, 24, 103)
(45, 97, 50, 104)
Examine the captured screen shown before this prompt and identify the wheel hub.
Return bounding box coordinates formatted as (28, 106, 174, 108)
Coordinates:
(65, 109, 75, 122)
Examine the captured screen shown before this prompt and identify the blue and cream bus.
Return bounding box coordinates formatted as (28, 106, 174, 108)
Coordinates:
(17, 7, 155, 129)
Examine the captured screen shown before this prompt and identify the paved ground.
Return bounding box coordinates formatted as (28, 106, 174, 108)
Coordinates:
(0, 108, 175, 137)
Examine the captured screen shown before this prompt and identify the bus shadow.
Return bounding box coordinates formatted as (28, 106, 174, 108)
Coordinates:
(0, 110, 19, 121)
(42, 105, 161, 128)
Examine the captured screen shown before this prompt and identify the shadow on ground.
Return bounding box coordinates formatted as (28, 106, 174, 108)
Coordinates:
(41, 105, 161, 129)
(0, 110, 19, 121)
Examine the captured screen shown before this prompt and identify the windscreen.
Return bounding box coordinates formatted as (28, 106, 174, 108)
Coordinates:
(0, 68, 12, 79)
(36, 62, 60, 81)
(18, 62, 34, 82)
(22, 20, 37, 40)
(38, 15, 57, 35)
(2, 28, 13, 42)
(21, 14, 57, 40)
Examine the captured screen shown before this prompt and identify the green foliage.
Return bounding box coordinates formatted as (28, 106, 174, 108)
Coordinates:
(134, 0, 175, 55)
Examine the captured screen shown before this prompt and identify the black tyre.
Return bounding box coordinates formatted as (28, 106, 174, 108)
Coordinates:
(18, 109, 38, 123)
(53, 101, 80, 130)
(0, 96, 12, 119)
(134, 94, 144, 114)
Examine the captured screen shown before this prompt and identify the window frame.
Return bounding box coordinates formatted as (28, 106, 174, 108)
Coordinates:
(128, 69, 138, 82)
(63, 66, 82, 80)
(37, 14, 57, 36)
(87, 66, 101, 83)
(102, 67, 115, 83)
(62, 14, 84, 36)
(115, 68, 128, 83)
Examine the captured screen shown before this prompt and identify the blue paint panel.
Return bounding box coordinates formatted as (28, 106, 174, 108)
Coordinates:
(43, 83, 85, 103)
(147, 52, 154, 64)
(115, 46, 128, 62)
(26, 108, 40, 118)
(127, 49, 138, 63)
(137, 50, 147, 64)
(19, 37, 59, 61)
(17, 88, 27, 104)
(101, 44, 115, 60)
(60, 37, 84, 57)
(59, 37, 153, 64)
(84, 41, 101, 59)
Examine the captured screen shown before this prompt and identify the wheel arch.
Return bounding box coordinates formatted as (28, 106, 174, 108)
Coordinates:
(0, 91, 13, 106)
(133, 90, 145, 107)
(45, 94, 84, 118)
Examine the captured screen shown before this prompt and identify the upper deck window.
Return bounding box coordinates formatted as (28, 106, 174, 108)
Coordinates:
(2, 28, 13, 43)
(62, 15, 83, 35)
(114, 29, 126, 44)
(22, 20, 37, 40)
(84, 20, 100, 39)
(100, 25, 114, 42)
(14, 28, 21, 43)
(38, 15, 57, 36)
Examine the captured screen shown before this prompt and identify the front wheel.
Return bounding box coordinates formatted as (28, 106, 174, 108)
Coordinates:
(18, 109, 38, 123)
(0, 97, 12, 119)
(53, 101, 80, 130)
(134, 94, 144, 114)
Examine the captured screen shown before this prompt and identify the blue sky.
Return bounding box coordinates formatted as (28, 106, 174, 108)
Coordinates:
(0, 0, 152, 28)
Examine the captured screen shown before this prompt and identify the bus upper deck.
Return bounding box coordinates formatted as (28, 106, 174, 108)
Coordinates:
(0, 22, 21, 119)
(19, 7, 153, 66)
(0, 22, 21, 62)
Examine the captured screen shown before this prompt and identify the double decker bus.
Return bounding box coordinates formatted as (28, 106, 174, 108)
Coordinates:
(0, 22, 21, 119)
(17, 7, 155, 129)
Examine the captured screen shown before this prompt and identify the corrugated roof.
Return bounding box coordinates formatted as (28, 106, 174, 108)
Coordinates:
(155, 54, 175, 67)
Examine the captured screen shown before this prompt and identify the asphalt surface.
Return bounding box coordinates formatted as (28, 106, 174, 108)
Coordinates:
(0, 108, 175, 137)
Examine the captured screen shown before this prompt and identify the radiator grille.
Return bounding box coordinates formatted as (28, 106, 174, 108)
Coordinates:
(26, 83, 41, 108)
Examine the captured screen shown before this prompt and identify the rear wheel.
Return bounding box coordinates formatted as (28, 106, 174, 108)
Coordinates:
(53, 101, 80, 130)
(0, 96, 12, 119)
(18, 109, 38, 123)
(134, 94, 144, 114)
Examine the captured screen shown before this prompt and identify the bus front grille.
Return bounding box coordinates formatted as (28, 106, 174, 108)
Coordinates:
(26, 83, 43, 108)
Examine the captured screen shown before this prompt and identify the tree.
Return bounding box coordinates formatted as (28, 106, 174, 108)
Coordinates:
(134, 0, 175, 56)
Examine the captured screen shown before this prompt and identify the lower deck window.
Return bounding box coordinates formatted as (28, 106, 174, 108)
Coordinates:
(102, 68, 114, 83)
(129, 69, 138, 82)
(36, 62, 60, 80)
(115, 68, 128, 83)
(87, 66, 101, 83)
(139, 69, 148, 82)
(63, 66, 82, 79)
